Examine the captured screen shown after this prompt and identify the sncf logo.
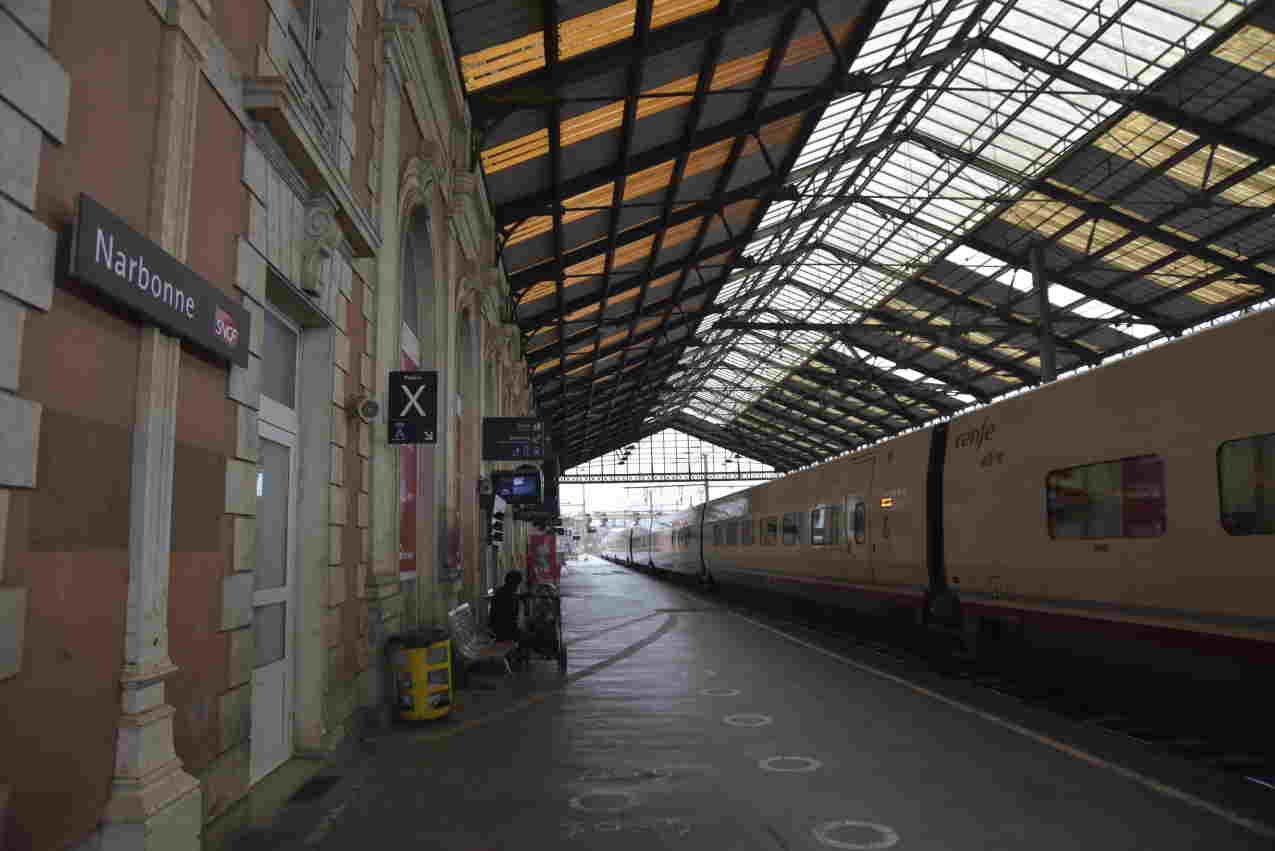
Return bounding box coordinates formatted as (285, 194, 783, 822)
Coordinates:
(214, 308, 240, 347)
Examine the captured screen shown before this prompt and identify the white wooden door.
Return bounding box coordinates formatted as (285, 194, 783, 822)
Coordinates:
(251, 420, 297, 783)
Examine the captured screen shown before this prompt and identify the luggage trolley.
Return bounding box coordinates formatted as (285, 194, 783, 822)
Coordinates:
(516, 584, 566, 674)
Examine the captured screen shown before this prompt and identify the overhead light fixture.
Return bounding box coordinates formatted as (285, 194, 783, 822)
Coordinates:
(772, 185, 802, 203)
(839, 71, 874, 94)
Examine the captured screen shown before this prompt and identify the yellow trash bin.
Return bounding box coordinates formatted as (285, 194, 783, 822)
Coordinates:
(390, 630, 452, 721)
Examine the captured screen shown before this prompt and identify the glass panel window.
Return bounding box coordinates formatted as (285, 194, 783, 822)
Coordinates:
(1046, 455, 1166, 539)
(253, 602, 286, 668)
(725, 518, 739, 546)
(261, 309, 298, 409)
(782, 512, 799, 546)
(811, 505, 844, 545)
(1219, 433, 1275, 535)
(852, 500, 866, 544)
(255, 437, 290, 591)
(712, 522, 722, 546)
(741, 515, 754, 547)
(762, 516, 779, 546)
(401, 223, 419, 339)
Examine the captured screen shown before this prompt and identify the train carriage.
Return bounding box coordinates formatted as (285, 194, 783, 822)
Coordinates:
(613, 307, 1273, 686)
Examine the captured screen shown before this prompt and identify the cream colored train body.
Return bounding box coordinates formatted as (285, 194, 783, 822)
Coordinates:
(610, 307, 1275, 678)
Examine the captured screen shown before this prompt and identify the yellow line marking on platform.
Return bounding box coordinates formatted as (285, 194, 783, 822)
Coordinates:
(736, 612, 1275, 841)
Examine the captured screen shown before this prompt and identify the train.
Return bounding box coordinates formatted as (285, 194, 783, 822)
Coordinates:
(603, 306, 1274, 686)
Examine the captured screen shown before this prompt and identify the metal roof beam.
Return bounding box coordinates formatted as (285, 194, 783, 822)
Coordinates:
(517, 228, 754, 320)
(531, 313, 694, 375)
(846, 316, 1040, 385)
(556, 398, 659, 436)
(690, 354, 904, 435)
(848, 192, 1170, 327)
(894, 272, 1104, 366)
(536, 350, 682, 402)
(545, 0, 569, 432)
(496, 39, 975, 227)
(773, 376, 898, 438)
(573, 0, 657, 441)
(983, 37, 1275, 167)
(519, 275, 714, 333)
(790, 363, 923, 427)
(751, 399, 861, 452)
(469, 0, 813, 119)
(817, 341, 988, 407)
(736, 408, 838, 459)
(911, 129, 1275, 294)
(592, 0, 802, 456)
(668, 413, 808, 470)
(703, 414, 821, 468)
(776, 266, 1099, 367)
(509, 171, 785, 293)
(789, 363, 920, 423)
(762, 382, 881, 443)
(729, 314, 964, 413)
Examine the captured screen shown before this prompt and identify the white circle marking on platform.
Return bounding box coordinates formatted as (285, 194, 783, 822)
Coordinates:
(758, 756, 823, 773)
(700, 688, 740, 697)
(569, 791, 638, 813)
(812, 820, 900, 849)
(724, 713, 773, 727)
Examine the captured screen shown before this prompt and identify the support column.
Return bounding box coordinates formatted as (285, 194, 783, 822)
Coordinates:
(100, 329, 202, 850)
(1030, 242, 1057, 384)
(100, 6, 204, 847)
(363, 38, 405, 726)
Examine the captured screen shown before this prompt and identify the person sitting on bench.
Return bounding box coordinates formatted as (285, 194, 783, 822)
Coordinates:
(489, 570, 524, 642)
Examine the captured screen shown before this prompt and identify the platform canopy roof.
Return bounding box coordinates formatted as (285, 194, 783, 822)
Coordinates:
(444, 0, 1275, 472)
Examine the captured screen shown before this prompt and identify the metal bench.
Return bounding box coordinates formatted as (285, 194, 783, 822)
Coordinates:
(447, 603, 518, 677)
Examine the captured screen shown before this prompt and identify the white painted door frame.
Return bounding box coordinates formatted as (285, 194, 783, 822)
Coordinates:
(251, 303, 302, 784)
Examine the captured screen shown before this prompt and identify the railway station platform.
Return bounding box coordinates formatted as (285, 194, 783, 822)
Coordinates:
(232, 556, 1274, 850)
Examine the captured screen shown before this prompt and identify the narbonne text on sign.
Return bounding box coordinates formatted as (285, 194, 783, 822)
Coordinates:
(70, 194, 251, 367)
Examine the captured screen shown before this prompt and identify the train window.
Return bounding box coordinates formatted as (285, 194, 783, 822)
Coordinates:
(1046, 454, 1166, 539)
(762, 516, 779, 546)
(810, 505, 843, 545)
(741, 515, 754, 546)
(725, 518, 739, 546)
(782, 512, 800, 546)
(711, 522, 721, 546)
(1218, 432, 1275, 535)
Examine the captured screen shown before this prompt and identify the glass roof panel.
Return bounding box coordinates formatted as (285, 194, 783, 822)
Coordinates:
(486, 0, 1261, 468)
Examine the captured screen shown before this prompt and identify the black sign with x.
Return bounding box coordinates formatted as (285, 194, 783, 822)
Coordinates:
(388, 370, 438, 445)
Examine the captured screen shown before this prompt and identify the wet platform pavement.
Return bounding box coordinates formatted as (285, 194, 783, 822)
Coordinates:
(240, 556, 1274, 850)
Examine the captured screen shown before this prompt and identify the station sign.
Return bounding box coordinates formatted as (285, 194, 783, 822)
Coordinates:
(388, 370, 438, 445)
(69, 194, 251, 367)
(481, 417, 545, 461)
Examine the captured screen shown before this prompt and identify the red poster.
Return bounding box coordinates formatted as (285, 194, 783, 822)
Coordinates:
(528, 534, 559, 584)
(399, 352, 418, 575)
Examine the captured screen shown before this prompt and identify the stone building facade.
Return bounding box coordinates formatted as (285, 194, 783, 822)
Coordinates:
(0, 1, 529, 848)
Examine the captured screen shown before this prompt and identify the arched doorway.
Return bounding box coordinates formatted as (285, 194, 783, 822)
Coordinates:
(399, 207, 438, 626)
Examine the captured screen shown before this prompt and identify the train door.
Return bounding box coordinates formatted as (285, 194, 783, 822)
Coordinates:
(844, 457, 875, 582)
